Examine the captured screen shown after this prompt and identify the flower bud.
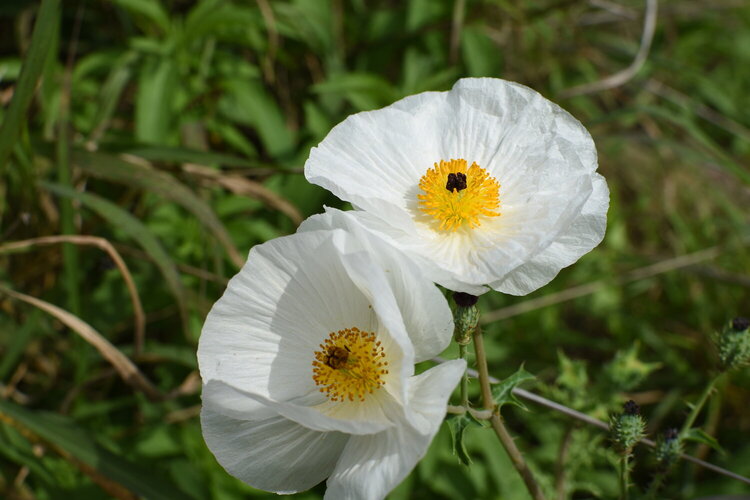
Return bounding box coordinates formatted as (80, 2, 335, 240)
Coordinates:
(716, 316, 750, 372)
(654, 428, 682, 471)
(453, 293, 479, 345)
(610, 400, 646, 455)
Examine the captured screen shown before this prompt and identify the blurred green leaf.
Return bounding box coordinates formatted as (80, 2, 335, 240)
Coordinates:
(0, 0, 60, 175)
(136, 57, 177, 144)
(313, 73, 400, 111)
(112, 0, 171, 34)
(0, 398, 191, 500)
(123, 145, 259, 168)
(40, 181, 189, 334)
(219, 79, 295, 156)
(70, 150, 244, 267)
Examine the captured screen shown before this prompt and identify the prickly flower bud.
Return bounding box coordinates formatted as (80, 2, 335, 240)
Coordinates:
(610, 400, 646, 455)
(453, 292, 478, 345)
(654, 428, 682, 471)
(716, 317, 750, 372)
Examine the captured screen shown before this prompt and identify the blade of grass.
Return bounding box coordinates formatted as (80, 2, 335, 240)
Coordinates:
(0, 399, 191, 500)
(58, 5, 84, 318)
(71, 149, 245, 267)
(0, 283, 162, 402)
(0, 0, 60, 176)
(41, 181, 189, 339)
(0, 235, 146, 357)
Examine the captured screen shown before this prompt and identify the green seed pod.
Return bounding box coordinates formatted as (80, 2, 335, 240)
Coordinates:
(610, 400, 646, 455)
(654, 428, 682, 472)
(453, 305, 478, 345)
(453, 292, 479, 346)
(716, 317, 750, 372)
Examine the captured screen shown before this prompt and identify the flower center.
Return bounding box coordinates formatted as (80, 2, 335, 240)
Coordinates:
(417, 159, 500, 231)
(312, 327, 389, 402)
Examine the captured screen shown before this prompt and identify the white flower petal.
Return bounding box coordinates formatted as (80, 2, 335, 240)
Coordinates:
(202, 391, 348, 494)
(491, 173, 610, 294)
(324, 360, 465, 500)
(199, 230, 375, 401)
(203, 365, 393, 436)
(304, 77, 607, 294)
(300, 208, 454, 361)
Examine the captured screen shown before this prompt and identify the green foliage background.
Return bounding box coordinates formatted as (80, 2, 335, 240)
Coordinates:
(1, 0, 749, 498)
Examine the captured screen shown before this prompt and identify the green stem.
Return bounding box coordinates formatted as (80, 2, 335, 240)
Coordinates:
(473, 326, 546, 500)
(645, 471, 665, 499)
(459, 343, 469, 409)
(680, 373, 723, 437)
(619, 455, 630, 500)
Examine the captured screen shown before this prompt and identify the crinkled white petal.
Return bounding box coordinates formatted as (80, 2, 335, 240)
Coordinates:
(324, 360, 465, 500)
(490, 173, 610, 294)
(299, 208, 454, 361)
(201, 387, 348, 494)
(305, 77, 607, 294)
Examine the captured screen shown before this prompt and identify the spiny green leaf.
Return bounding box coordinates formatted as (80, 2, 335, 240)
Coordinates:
(446, 413, 481, 465)
(683, 428, 724, 454)
(491, 365, 535, 411)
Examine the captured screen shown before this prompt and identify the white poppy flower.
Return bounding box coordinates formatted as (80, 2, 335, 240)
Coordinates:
(305, 77, 609, 295)
(198, 228, 465, 499)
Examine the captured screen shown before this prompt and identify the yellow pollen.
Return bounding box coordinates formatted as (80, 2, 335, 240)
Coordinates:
(311, 327, 389, 403)
(417, 159, 500, 231)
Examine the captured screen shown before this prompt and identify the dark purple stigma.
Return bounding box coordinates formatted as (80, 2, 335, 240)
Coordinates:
(453, 292, 478, 308)
(731, 317, 749, 331)
(446, 172, 467, 192)
(623, 400, 640, 415)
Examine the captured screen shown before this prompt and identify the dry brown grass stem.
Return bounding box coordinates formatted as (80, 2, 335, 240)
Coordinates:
(0, 284, 162, 402)
(183, 163, 304, 226)
(256, 0, 278, 84)
(0, 235, 147, 355)
(113, 242, 229, 285)
(561, 0, 658, 98)
(482, 245, 722, 324)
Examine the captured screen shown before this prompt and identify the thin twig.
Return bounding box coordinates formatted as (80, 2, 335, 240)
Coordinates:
(449, 0, 466, 64)
(256, 0, 278, 84)
(481, 245, 722, 324)
(473, 327, 547, 500)
(560, 0, 658, 98)
(0, 235, 146, 356)
(434, 359, 750, 486)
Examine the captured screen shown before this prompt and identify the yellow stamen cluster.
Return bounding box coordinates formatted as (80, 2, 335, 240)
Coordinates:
(312, 327, 389, 402)
(417, 159, 501, 231)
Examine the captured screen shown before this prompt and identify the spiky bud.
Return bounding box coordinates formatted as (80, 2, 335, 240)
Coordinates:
(453, 293, 479, 346)
(610, 400, 646, 455)
(716, 317, 750, 372)
(654, 428, 682, 471)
